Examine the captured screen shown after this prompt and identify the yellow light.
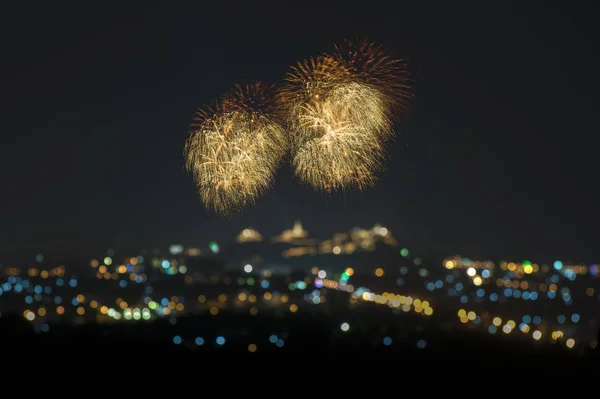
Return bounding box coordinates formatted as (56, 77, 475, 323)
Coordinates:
(565, 338, 575, 348)
(289, 304, 298, 312)
(424, 307, 433, 316)
(467, 311, 476, 321)
(532, 330, 542, 340)
(458, 309, 466, 318)
(473, 276, 483, 286)
(76, 306, 85, 315)
(264, 292, 272, 300)
(346, 267, 354, 276)
(492, 317, 502, 326)
(445, 260, 455, 269)
(507, 320, 516, 329)
(210, 307, 219, 316)
(374, 268, 384, 277)
(248, 344, 257, 353)
(523, 265, 533, 274)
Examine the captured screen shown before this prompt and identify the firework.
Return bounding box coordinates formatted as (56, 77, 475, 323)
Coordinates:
(184, 82, 286, 215)
(278, 40, 412, 192)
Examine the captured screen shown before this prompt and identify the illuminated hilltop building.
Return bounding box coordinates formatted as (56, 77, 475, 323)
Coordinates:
(272, 220, 317, 246)
(236, 228, 263, 243)
(279, 222, 397, 258)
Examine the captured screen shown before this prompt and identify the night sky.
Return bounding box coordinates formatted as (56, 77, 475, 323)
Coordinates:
(1, 2, 597, 263)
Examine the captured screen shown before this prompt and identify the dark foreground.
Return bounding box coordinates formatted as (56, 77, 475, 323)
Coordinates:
(1, 310, 598, 379)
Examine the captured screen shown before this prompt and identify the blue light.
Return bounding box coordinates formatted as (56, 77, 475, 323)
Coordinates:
(162, 260, 170, 269)
(476, 288, 485, 297)
(548, 291, 556, 299)
(426, 282, 435, 291)
(435, 280, 443, 289)
(275, 339, 284, 348)
(533, 316, 542, 325)
(119, 280, 128, 288)
(488, 325, 497, 334)
(56, 278, 64, 287)
(513, 290, 521, 299)
(529, 291, 538, 300)
(0, 288, 3, 296)
(195, 337, 204, 346)
(40, 324, 49, 332)
(522, 291, 530, 300)
(296, 281, 306, 289)
(455, 283, 463, 291)
(71, 297, 79, 306)
(2, 283, 10, 291)
(216, 336, 225, 345)
(446, 274, 454, 283)
(473, 316, 481, 324)
(34, 285, 42, 294)
(571, 313, 580, 323)
(448, 288, 456, 296)
(54, 296, 62, 304)
(25, 295, 33, 304)
(172, 335, 182, 345)
(383, 336, 392, 346)
(261, 280, 269, 289)
(269, 334, 278, 343)
(550, 275, 560, 283)
(504, 288, 512, 297)
(314, 279, 323, 288)
(399, 266, 408, 275)
(460, 295, 468, 304)
(557, 315, 566, 324)
(43, 286, 51, 294)
(553, 260, 563, 270)
(68, 279, 77, 288)
(489, 293, 498, 302)
(522, 315, 531, 324)
(416, 340, 427, 349)
(396, 278, 404, 286)
(161, 298, 169, 306)
(135, 275, 143, 284)
(14, 284, 23, 293)
(8, 276, 16, 284)
(481, 269, 491, 278)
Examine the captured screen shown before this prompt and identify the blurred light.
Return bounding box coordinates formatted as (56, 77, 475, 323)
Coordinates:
(340, 322, 350, 332)
(173, 335, 182, 345)
(244, 264, 253, 273)
(216, 336, 225, 345)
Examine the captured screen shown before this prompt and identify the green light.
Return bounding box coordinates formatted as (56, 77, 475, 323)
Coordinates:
(401, 248, 409, 257)
(209, 241, 219, 254)
(523, 260, 532, 266)
(341, 272, 349, 280)
(247, 277, 255, 286)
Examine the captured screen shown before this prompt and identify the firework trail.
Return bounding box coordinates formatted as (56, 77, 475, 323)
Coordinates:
(185, 82, 286, 215)
(278, 40, 413, 192)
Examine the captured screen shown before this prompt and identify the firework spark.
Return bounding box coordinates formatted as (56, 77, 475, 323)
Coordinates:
(278, 40, 412, 192)
(184, 82, 286, 215)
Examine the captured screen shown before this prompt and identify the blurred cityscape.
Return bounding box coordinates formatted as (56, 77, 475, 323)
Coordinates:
(1, 220, 599, 364)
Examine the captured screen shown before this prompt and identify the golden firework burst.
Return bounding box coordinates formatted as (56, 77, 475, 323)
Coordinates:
(184, 82, 286, 215)
(278, 40, 412, 192)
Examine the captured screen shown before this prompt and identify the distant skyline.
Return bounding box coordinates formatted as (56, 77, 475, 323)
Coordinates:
(1, 2, 597, 263)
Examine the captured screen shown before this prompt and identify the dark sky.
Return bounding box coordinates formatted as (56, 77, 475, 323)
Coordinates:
(1, 2, 597, 263)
